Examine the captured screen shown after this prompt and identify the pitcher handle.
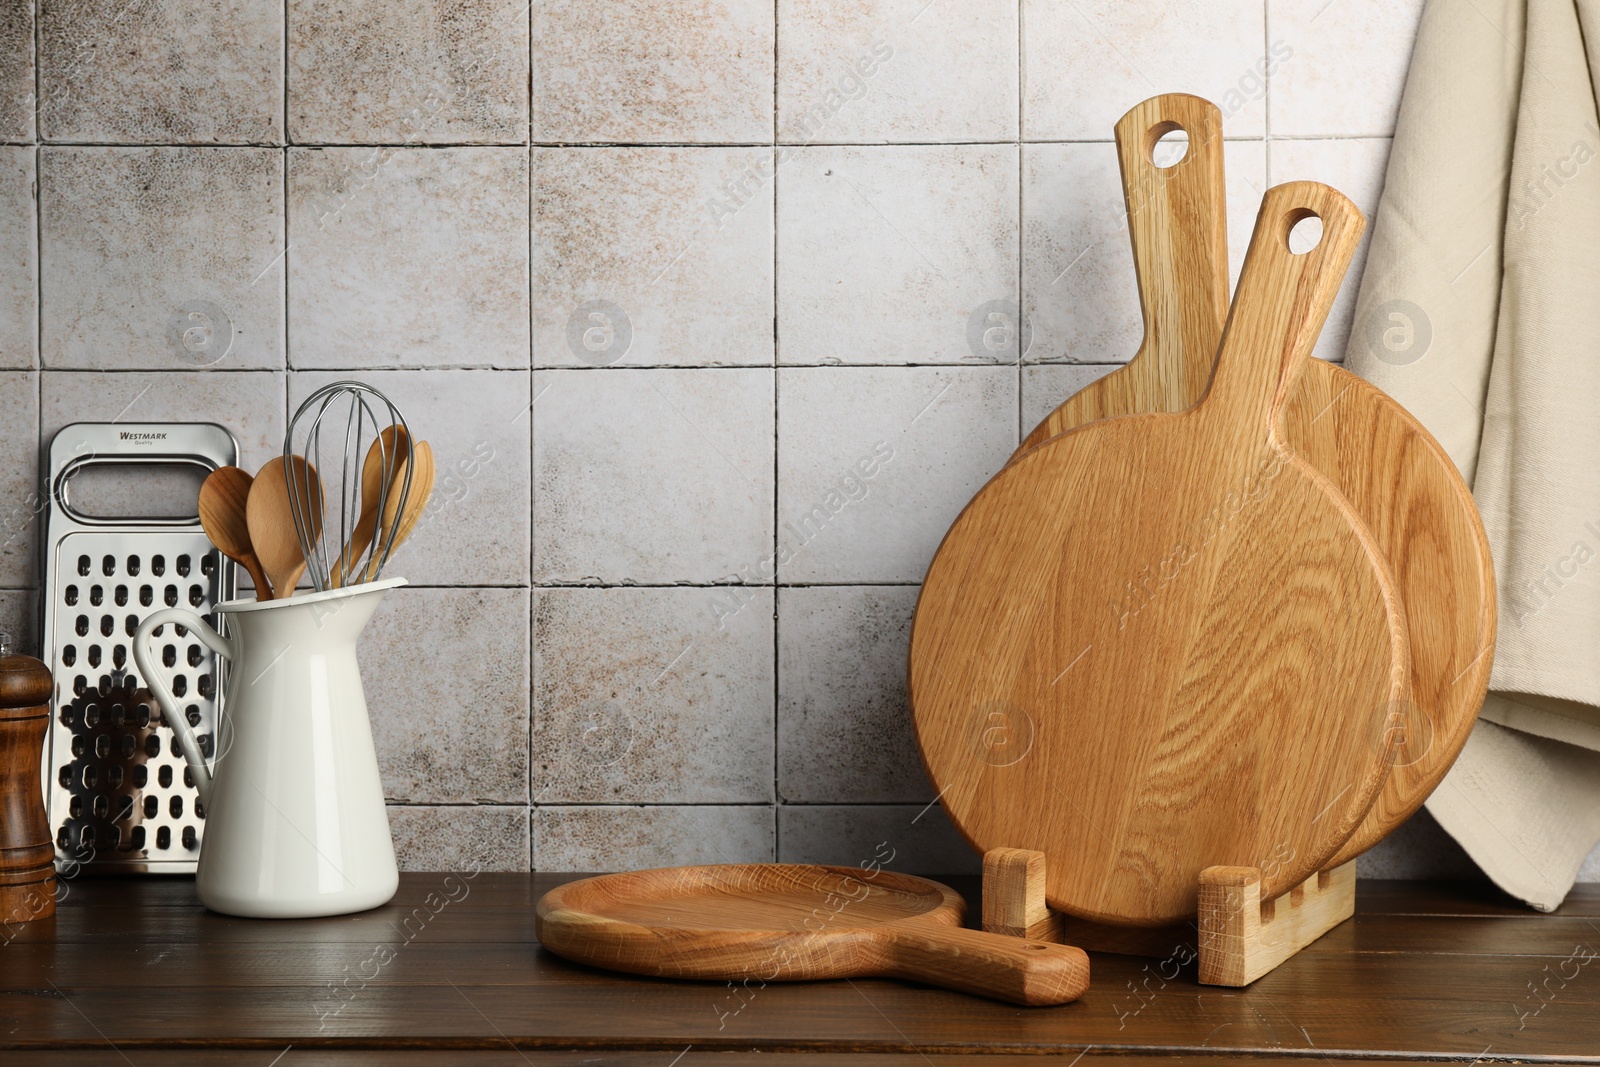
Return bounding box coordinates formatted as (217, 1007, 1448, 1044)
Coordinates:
(133, 608, 235, 811)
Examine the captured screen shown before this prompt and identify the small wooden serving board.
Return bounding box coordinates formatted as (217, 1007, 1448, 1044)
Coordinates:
(535, 864, 1090, 1006)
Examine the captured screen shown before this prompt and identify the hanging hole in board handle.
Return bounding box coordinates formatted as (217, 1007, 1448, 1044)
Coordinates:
(1285, 207, 1324, 255)
(1146, 120, 1189, 169)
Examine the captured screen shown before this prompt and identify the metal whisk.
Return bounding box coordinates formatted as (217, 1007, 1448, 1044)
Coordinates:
(284, 382, 414, 592)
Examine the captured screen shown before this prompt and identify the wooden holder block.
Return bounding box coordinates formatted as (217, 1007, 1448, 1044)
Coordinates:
(1196, 861, 1355, 985)
(980, 848, 1355, 987)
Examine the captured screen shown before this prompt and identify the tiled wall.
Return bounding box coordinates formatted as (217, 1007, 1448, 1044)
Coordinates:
(0, 0, 1512, 877)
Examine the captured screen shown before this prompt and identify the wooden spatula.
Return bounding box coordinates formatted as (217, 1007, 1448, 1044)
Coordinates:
(1018, 93, 1495, 870)
(911, 181, 1407, 925)
(536, 864, 1089, 1006)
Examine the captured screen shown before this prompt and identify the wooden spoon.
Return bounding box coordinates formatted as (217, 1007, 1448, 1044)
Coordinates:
(330, 426, 410, 588)
(246, 455, 323, 600)
(358, 440, 434, 584)
(198, 467, 273, 601)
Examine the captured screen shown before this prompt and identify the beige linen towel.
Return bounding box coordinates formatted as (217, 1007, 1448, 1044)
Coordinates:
(1344, 0, 1600, 909)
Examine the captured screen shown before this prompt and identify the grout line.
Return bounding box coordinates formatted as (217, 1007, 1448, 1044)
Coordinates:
(771, 0, 781, 861)
(9, 136, 1312, 149)
(1263, 0, 1272, 180)
(1015, 0, 1025, 444)
(282, 0, 289, 143)
(400, 800, 946, 808)
(32, 0, 42, 620)
(534, 6, 547, 870)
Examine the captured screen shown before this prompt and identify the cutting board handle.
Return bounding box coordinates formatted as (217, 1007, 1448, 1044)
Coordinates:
(1199, 180, 1365, 439)
(1114, 92, 1229, 396)
(875, 922, 1090, 1007)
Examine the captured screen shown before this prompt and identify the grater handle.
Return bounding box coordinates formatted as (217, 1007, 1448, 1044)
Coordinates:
(133, 609, 235, 811)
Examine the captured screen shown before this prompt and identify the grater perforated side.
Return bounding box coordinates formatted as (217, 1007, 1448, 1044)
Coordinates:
(40, 424, 238, 873)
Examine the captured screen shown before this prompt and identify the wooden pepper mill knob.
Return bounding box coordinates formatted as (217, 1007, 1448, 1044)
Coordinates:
(0, 633, 57, 924)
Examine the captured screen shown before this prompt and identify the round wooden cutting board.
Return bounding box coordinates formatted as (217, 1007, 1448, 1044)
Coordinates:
(1016, 94, 1495, 869)
(535, 864, 1089, 1006)
(911, 182, 1410, 925)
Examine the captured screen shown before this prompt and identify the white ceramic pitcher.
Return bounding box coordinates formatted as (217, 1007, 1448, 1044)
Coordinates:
(133, 578, 404, 918)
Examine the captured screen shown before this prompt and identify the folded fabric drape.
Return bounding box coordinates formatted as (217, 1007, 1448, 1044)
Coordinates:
(1343, 0, 1600, 909)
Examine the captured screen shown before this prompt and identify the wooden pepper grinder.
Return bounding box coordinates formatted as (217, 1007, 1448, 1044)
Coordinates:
(0, 633, 56, 924)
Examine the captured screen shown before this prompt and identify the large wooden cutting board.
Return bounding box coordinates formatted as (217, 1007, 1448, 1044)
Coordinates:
(911, 181, 1408, 925)
(1018, 94, 1495, 869)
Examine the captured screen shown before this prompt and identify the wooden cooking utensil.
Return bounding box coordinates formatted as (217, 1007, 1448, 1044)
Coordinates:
(198, 466, 273, 601)
(911, 181, 1408, 925)
(330, 426, 410, 588)
(1017, 94, 1495, 869)
(536, 864, 1089, 1007)
(357, 440, 434, 584)
(246, 455, 323, 599)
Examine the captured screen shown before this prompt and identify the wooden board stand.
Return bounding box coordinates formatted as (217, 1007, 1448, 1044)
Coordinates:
(981, 848, 1355, 987)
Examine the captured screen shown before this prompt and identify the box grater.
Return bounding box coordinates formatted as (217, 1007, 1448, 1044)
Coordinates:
(40, 423, 238, 872)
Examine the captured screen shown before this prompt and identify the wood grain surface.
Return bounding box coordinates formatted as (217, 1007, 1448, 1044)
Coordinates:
(536, 864, 1090, 1006)
(245, 454, 323, 598)
(911, 181, 1407, 924)
(2, 872, 1597, 1062)
(1015, 95, 1495, 869)
(198, 466, 273, 600)
(1019, 94, 1229, 439)
(0, 652, 55, 925)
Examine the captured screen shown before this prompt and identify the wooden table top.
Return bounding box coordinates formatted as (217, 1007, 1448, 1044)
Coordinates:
(2, 872, 1596, 1064)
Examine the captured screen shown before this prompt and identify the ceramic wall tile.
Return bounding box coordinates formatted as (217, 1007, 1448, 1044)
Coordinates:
(289, 370, 531, 587)
(1022, 139, 1265, 364)
(289, 147, 529, 369)
(534, 805, 776, 869)
(776, 804, 979, 874)
(532, 0, 773, 143)
(777, 0, 1016, 143)
(778, 586, 930, 804)
(15, 0, 1520, 885)
(0, 373, 38, 589)
(0, 147, 35, 369)
(532, 148, 773, 368)
(532, 587, 774, 804)
(39, 147, 284, 370)
(0, 589, 34, 652)
(1356, 809, 1484, 881)
(389, 805, 531, 871)
(1580, 841, 1600, 882)
(0, 3, 33, 142)
(776, 366, 1014, 583)
(1269, 138, 1392, 362)
(39, 0, 282, 144)
(364, 587, 529, 805)
(533, 368, 773, 584)
(777, 145, 1020, 365)
(288, 0, 528, 144)
(1020, 364, 1118, 436)
(1023, 0, 1268, 140)
(1269, 0, 1426, 137)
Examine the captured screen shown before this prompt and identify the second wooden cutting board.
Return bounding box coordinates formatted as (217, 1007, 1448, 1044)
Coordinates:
(911, 181, 1408, 925)
(1018, 94, 1495, 870)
